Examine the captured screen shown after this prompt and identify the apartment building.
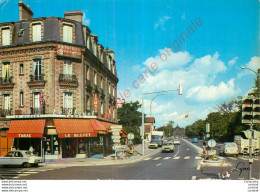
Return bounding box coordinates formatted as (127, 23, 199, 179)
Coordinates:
(0, 1, 125, 159)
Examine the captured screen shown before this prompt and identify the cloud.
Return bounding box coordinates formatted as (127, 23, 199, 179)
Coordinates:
(237, 56, 260, 78)
(83, 11, 90, 26)
(143, 50, 193, 70)
(186, 78, 240, 102)
(0, 0, 9, 10)
(154, 16, 171, 30)
(228, 57, 238, 67)
(163, 112, 178, 119)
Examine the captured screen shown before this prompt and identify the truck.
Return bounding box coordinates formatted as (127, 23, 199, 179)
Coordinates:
(234, 130, 260, 154)
(149, 131, 164, 147)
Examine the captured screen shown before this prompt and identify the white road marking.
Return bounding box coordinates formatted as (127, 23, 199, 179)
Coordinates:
(239, 157, 248, 160)
(228, 157, 237, 160)
(156, 163, 161, 167)
(197, 165, 201, 170)
(173, 156, 181, 159)
(144, 158, 151, 161)
(13, 177, 20, 179)
(172, 145, 180, 158)
(163, 157, 171, 160)
(192, 176, 196, 180)
(195, 156, 202, 160)
(184, 156, 191, 159)
(22, 172, 38, 174)
(153, 157, 161, 160)
(18, 174, 30, 176)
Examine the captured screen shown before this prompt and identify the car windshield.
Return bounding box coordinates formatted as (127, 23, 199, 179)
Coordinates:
(25, 151, 33, 157)
(166, 142, 173, 145)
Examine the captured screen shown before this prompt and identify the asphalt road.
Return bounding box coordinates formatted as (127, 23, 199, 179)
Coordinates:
(2, 139, 202, 180)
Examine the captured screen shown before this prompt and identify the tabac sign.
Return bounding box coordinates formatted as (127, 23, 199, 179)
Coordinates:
(56, 44, 81, 59)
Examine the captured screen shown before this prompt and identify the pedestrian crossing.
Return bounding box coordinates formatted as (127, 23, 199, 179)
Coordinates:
(0, 167, 61, 179)
(227, 156, 259, 161)
(144, 156, 202, 161)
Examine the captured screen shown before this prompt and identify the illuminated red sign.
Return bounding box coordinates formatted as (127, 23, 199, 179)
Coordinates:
(93, 93, 99, 113)
(56, 44, 81, 59)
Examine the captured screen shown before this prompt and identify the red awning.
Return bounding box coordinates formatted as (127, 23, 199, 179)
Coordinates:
(100, 121, 114, 133)
(121, 130, 127, 138)
(53, 119, 97, 138)
(90, 119, 107, 134)
(7, 120, 46, 138)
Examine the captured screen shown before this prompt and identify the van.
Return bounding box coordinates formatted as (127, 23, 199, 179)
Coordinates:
(219, 142, 239, 156)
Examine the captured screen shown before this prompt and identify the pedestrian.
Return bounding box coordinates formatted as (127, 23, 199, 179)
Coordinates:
(29, 146, 34, 154)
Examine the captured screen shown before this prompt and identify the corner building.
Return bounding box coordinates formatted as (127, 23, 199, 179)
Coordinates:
(0, 1, 125, 159)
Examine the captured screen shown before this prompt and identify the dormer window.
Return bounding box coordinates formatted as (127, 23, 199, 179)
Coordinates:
(1, 27, 10, 46)
(63, 24, 73, 43)
(32, 23, 41, 42)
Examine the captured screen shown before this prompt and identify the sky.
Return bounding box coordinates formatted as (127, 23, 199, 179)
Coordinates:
(0, 0, 259, 128)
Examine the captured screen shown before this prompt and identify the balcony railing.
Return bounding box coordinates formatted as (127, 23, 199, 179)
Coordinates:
(61, 107, 76, 115)
(86, 80, 92, 93)
(30, 107, 45, 115)
(0, 108, 12, 117)
(59, 74, 78, 85)
(29, 74, 45, 82)
(101, 89, 105, 99)
(0, 77, 13, 84)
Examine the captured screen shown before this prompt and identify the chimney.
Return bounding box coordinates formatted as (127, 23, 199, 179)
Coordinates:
(64, 10, 83, 23)
(18, 0, 33, 21)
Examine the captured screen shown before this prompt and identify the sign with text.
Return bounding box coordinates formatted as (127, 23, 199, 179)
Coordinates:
(93, 93, 99, 113)
(56, 44, 81, 59)
(7, 133, 43, 138)
(58, 133, 97, 138)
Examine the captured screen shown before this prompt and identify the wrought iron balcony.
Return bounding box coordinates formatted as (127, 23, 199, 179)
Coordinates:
(61, 107, 76, 115)
(30, 107, 45, 115)
(29, 74, 45, 82)
(86, 80, 92, 93)
(59, 74, 78, 84)
(0, 108, 12, 117)
(0, 77, 14, 89)
(100, 89, 105, 99)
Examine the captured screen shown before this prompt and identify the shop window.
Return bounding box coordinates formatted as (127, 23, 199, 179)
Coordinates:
(20, 92, 24, 107)
(19, 64, 24, 75)
(63, 24, 72, 43)
(32, 23, 41, 42)
(44, 135, 59, 155)
(1, 28, 10, 46)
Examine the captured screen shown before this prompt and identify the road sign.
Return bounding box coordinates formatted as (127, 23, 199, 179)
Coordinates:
(93, 93, 99, 113)
(112, 132, 120, 136)
(127, 133, 134, 140)
(111, 135, 121, 139)
(112, 145, 127, 151)
(206, 133, 210, 138)
(206, 123, 210, 133)
(113, 139, 121, 143)
(208, 139, 216, 148)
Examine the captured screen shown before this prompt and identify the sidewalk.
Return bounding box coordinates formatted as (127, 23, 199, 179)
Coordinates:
(41, 144, 161, 168)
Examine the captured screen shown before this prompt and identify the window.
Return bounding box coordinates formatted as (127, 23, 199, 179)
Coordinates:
(86, 66, 90, 80)
(32, 23, 41, 42)
(3, 95, 10, 110)
(63, 24, 72, 43)
(101, 102, 103, 114)
(94, 71, 97, 85)
(20, 64, 24, 75)
(86, 95, 90, 112)
(108, 57, 111, 70)
(63, 60, 72, 75)
(20, 92, 24, 107)
(108, 83, 111, 94)
(33, 93, 40, 108)
(112, 64, 115, 74)
(101, 77, 103, 89)
(2, 28, 10, 46)
(33, 59, 42, 79)
(63, 93, 72, 109)
(2, 62, 10, 81)
(93, 41, 96, 56)
(112, 86, 114, 97)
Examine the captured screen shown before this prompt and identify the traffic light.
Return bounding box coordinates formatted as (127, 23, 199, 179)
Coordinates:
(242, 98, 253, 124)
(253, 98, 260, 124)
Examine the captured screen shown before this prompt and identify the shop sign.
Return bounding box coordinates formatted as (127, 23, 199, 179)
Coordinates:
(93, 93, 99, 113)
(56, 44, 81, 59)
(7, 133, 43, 138)
(59, 133, 94, 138)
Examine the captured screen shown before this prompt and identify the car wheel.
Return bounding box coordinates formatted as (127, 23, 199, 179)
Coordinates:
(22, 162, 30, 168)
(33, 163, 39, 167)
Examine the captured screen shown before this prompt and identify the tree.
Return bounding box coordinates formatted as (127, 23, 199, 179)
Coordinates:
(157, 120, 174, 137)
(117, 101, 142, 143)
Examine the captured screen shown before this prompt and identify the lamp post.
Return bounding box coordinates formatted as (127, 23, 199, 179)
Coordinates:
(241, 66, 259, 180)
(150, 93, 166, 117)
(141, 85, 182, 156)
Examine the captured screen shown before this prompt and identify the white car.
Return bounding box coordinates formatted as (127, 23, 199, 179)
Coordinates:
(219, 142, 239, 156)
(0, 150, 42, 168)
(173, 139, 180, 145)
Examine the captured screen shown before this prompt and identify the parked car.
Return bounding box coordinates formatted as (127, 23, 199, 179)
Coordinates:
(219, 142, 239, 156)
(148, 141, 159, 149)
(173, 139, 180, 145)
(162, 141, 175, 153)
(0, 150, 42, 168)
(192, 138, 198, 143)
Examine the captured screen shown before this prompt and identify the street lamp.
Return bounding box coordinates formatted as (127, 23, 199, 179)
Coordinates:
(141, 85, 182, 156)
(241, 66, 259, 180)
(150, 93, 166, 117)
